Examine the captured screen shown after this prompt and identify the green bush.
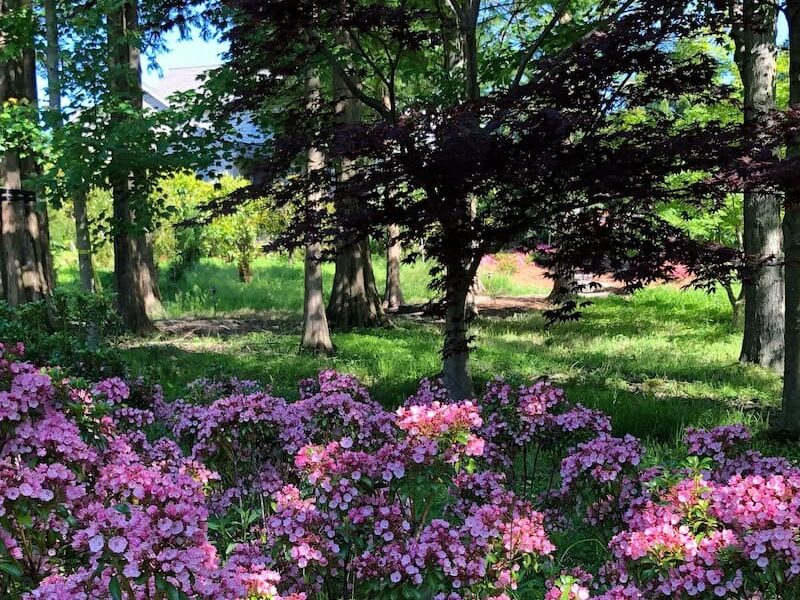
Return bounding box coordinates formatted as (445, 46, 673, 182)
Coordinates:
(0, 290, 125, 378)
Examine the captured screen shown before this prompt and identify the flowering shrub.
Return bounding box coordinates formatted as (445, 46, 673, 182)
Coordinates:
(0, 343, 798, 599)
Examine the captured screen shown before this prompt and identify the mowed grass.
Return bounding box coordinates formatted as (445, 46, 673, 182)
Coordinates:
(107, 254, 785, 453)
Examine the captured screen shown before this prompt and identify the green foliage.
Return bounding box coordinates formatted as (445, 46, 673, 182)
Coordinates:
(120, 276, 781, 445)
(50, 172, 293, 286)
(148, 173, 291, 283)
(0, 99, 48, 166)
(152, 172, 220, 281)
(661, 193, 743, 249)
(777, 48, 791, 110)
(0, 291, 125, 378)
(199, 177, 290, 283)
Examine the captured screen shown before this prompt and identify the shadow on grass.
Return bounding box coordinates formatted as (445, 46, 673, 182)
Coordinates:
(121, 318, 443, 405)
(122, 287, 781, 445)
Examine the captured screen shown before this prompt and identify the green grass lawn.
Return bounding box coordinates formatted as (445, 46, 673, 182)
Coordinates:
(54, 249, 786, 453)
(113, 267, 783, 452)
(56, 254, 550, 318)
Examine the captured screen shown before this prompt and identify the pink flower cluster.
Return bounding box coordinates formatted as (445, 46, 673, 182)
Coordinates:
(474, 377, 609, 470)
(559, 433, 642, 493)
(91, 377, 130, 405)
(2, 342, 799, 600)
(684, 425, 751, 462)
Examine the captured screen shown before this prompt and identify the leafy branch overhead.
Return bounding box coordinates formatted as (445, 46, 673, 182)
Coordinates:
(208, 1, 753, 294)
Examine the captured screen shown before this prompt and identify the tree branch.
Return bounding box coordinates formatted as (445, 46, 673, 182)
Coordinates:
(511, 0, 573, 89)
(348, 28, 391, 91)
(319, 46, 392, 120)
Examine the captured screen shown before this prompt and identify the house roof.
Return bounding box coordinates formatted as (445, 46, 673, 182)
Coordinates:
(143, 65, 218, 108)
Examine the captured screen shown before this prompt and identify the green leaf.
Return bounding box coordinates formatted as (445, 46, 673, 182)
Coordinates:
(109, 576, 122, 600)
(165, 582, 181, 600)
(0, 562, 23, 578)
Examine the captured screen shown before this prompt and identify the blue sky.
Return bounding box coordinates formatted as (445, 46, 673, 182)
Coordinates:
(44, 11, 792, 95)
(142, 30, 229, 87)
(780, 12, 790, 45)
(143, 13, 792, 86)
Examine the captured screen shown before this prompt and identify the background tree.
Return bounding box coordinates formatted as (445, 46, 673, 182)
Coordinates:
(214, 0, 742, 398)
(326, 48, 385, 330)
(384, 223, 405, 310)
(733, 0, 784, 372)
(105, 0, 164, 332)
(43, 0, 97, 293)
(0, 0, 54, 306)
(783, 0, 800, 435)
(37, 0, 216, 332)
(301, 73, 334, 354)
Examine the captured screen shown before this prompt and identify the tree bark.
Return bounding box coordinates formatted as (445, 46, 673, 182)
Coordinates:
(547, 270, 576, 303)
(238, 259, 253, 284)
(44, 0, 60, 118)
(0, 0, 53, 307)
(384, 224, 405, 310)
(328, 237, 385, 329)
(107, 0, 162, 332)
(461, 0, 480, 102)
(738, 0, 784, 372)
(442, 259, 475, 400)
(301, 74, 334, 355)
(136, 233, 163, 316)
(326, 37, 385, 330)
(45, 0, 96, 293)
(783, 0, 800, 435)
(74, 189, 96, 293)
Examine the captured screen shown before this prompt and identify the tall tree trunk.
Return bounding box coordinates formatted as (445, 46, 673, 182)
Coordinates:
(301, 74, 334, 354)
(74, 189, 96, 293)
(442, 258, 476, 400)
(44, 0, 60, 116)
(451, 2, 483, 317)
(384, 224, 405, 310)
(136, 233, 162, 316)
(326, 41, 384, 330)
(738, 0, 784, 371)
(45, 0, 96, 292)
(783, 0, 800, 435)
(107, 0, 162, 332)
(460, 0, 480, 102)
(0, 0, 53, 306)
(328, 237, 384, 329)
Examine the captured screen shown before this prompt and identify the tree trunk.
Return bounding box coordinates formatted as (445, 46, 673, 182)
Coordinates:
(738, 0, 784, 372)
(107, 0, 162, 332)
(74, 189, 96, 293)
(0, 0, 53, 307)
(238, 259, 253, 284)
(461, 1, 480, 102)
(783, 0, 800, 435)
(45, 0, 96, 293)
(136, 233, 163, 317)
(303, 238, 334, 354)
(328, 238, 385, 329)
(44, 0, 60, 119)
(442, 260, 475, 400)
(384, 224, 405, 311)
(326, 43, 384, 330)
(301, 74, 334, 355)
(547, 271, 576, 303)
(722, 281, 745, 328)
